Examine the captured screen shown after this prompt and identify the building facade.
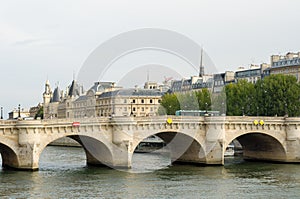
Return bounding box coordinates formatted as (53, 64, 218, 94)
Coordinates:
(270, 52, 300, 81)
(8, 108, 30, 119)
(43, 80, 163, 119)
(96, 88, 163, 117)
(170, 75, 213, 93)
(234, 63, 270, 84)
(73, 82, 119, 118)
(213, 71, 235, 93)
(43, 79, 84, 119)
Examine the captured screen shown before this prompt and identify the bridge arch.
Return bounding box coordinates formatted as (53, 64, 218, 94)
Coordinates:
(225, 131, 287, 162)
(0, 137, 19, 169)
(37, 132, 114, 168)
(132, 130, 207, 165)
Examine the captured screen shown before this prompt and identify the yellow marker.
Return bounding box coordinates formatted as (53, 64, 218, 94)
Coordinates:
(253, 120, 259, 125)
(259, 120, 264, 126)
(167, 118, 173, 124)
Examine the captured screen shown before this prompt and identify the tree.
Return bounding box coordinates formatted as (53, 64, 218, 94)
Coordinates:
(158, 93, 180, 115)
(226, 74, 300, 116)
(158, 89, 212, 115)
(35, 106, 44, 119)
(256, 74, 300, 117)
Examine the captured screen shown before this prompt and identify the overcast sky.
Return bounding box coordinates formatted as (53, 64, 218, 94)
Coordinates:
(0, 0, 300, 118)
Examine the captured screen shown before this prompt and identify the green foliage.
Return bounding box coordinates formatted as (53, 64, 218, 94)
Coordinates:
(34, 106, 44, 119)
(226, 74, 300, 116)
(159, 74, 300, 117)
(158, 93, 180, 115)
(158, 89, 212, 115)
(226, 80, 256, 116)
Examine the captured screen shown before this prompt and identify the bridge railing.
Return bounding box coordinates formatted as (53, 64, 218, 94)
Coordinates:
(0, 120, 18, 125)
(42, 117, 111, 125)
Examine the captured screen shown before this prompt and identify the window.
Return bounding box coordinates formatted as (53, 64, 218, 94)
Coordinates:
(150, 99, 153, 103)
(141, 99, 144, 103)
(133, 107, 136, 111)
(141, 107, 144, 111)
(132, 99, 136, 103)
(124, 99, 127, 103)
(158, 100, 161, 103)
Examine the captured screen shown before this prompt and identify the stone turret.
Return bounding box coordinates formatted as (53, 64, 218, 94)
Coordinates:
(43, 80, 52, 105)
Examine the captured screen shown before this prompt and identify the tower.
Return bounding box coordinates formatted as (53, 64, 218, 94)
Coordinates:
(43, 79, 52, 105)
(199, 48, 204, 77)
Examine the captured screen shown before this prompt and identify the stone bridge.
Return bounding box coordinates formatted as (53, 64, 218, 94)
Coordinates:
(0, 116, 300, 170)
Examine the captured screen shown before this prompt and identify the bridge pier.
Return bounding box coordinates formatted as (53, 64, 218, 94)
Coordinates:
(203, 141, 224, 165)
(15, 143, 39, 171)
(203, 117, 226, 165)
(11, 120, 43, 170)
(85, 144, 132, 169)
(285, 119, 300, 162)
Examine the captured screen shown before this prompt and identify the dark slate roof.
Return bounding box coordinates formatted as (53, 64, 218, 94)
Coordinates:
(89, 82, 114, 93)
(75, 95, 88, 102)
(68, 80, 80, 97)
(98, 88, 163, 98)
(50, 87, 60, 102)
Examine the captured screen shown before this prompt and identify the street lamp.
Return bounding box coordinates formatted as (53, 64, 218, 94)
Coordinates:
(242, 106, 244, 116)
(0, 107, 3, 119)
(18, 104, 21, 118)
(205, 102, 208, 115)
(256, 106, 259, 116)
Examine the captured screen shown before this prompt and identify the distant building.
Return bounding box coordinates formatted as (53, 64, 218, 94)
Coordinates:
(270, 52, 300, 81)
(29, 103, 43, 118)
(43, 79, 163, 118)
(170, 75, 213, 93)
(213, 71, 235, 93)
(170, 50, 214, 93)
(43, 79, 84, 119)
(96, 87, 163, 117)
(8, 108, 30, 120)
(235, 63, 270, 84)
(73, 82, 120, 118)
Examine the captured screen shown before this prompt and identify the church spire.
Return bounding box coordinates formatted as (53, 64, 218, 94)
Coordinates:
(199, 48, 204, 77)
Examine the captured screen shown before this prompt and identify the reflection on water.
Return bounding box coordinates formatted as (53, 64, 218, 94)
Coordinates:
(0, 146, 300, 198)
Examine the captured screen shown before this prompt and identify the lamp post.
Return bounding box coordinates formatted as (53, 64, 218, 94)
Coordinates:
(205, 102, 208, 115)
(0, 107, 3, 119)
(18, 104, 21, 118)
(256, 106, 259, 116)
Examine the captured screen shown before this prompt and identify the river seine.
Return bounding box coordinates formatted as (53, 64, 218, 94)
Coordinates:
(1, 146, 300, 198)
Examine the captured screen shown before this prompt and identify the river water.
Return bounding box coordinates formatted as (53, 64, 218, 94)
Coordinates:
(0, 146, 300, 198)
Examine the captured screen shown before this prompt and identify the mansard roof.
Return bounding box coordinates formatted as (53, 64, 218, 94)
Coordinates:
(89, 82, 115, 93)
(98, 88, 163, 98)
